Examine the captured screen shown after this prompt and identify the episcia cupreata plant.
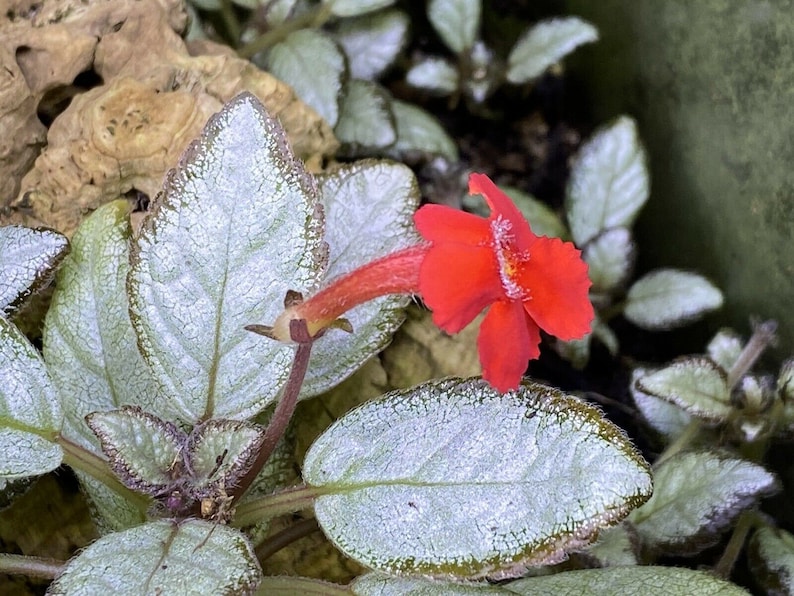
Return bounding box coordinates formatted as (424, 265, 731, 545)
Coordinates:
(0, 93, 747, 595)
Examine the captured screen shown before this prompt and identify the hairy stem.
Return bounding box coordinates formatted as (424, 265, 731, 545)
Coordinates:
(238, 4, 334, 59)
(254, 517, 320, 561)
(230, 319, 314, 505)
(233, 484, 326, 528)
(713, 510, 761, 579)
(58, 436, 150, 512)
(0, 553, 65, 580)
(726, 320, 777, 389)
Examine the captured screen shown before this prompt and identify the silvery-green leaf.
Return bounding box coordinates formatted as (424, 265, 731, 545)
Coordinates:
(583, 227, 635, 294)
(48, 519, 261, 595)
(0, 225, 68, 315)
(266, 30, 345, 127)
(592, 319, 619, 355)
(566, 117, 649, 246)
(505, 566, 750, 596)
(428, 0, 480, 54)
(506, 17, 598, 84)
(0, 317, 62, 478)
(129, 93, 326, 423)
(387, 100, 458, 162)
(706, 328, 744, 372)
(502, 187, 568, 239)
(629, 451, 778, 554)
(624, 270, 723, 330)
(749, 526, 794, 595)
(75, 472, 146, 534)
(335, 81, 396, 151)
(230, 0, 260, 8)
(406, 57, 459, 95)
(304, 378, 652, 579)
(323, 0, 394, 17)
(636, 357, 730, 423)
(352, 572, 513, 595)
(187, 419, 264, 494)
(631, 367, 692, 440)
(779, 359, 794, 402)
(263, 0, 297, 26)
(554, 333, 591, 369)
(336, 9, 409, 80)
(580, 523, 639, 567)
(86, 407, 184, 495)
(302, 161, 419, 397)
(43, 201, 163, 451)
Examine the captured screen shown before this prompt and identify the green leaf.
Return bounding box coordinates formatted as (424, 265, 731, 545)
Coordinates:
(427, 0, 480, 54)
(129, 93, 326, 424)
(505, 565, 750, 595)
(43, 201, 163, 451)
(48, 519, 261, 594)
(635, 357, 730, 423)
(506, 17, 598, 84)
(0, 317, 62, 478)
(335, 81, 396, 152)
(582, 227, 635, 293)
(74, 472, 146, 534)
(706, 328, 744, 372)
(352, 572, 513, 595)
(302, 161, 419, 397)
(624, 269, 723, 330)
(502, 187, 568, 240)
(324, 0, 395, 17)
(267, 30, 345, 127)
(566, 116, 649, 246)
(749, 526, 794, 595)
(387, 100, 458, 162)
(0, 225, 68, 315)
(336, 9, 409, 80)
(630, 368, 693, 440)
(304, 378, 652, 579)
(580, 523, 639, 567)
(263, 0, 297, 26)
(629, 451, 778, 554)
(86, 407, 184, 495)
(406, 57, 459, 95)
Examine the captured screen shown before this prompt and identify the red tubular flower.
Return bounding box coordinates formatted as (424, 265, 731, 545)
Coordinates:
(256, 173, 593, 394)
(414, 173, 594, 392)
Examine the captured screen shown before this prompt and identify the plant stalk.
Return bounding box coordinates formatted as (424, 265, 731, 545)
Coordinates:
(233, 484, 326, 528)
(0, 553, 65, 580)
(238, 4, 334, 59)
(254, 517, 320, 561)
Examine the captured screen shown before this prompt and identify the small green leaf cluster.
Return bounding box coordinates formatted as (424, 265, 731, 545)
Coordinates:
(463, 116, 723, 368)
(628, 321, 794, 593)
(407, 1, 597, 108)
(0, 95, 658, 593)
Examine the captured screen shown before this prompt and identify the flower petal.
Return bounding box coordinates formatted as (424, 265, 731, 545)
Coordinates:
(414, 203, 491, 245)
(519, 236, 594, 340)
(420, 243, 503, 334)
(477, 300, 541, 393)
(468, 173, 537, 251)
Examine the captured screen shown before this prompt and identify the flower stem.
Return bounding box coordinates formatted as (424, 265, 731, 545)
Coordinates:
(233, 484, 326, 528)
(230, 319, 314, 505)
(57, 435, 150, 512)
(713, 510, 762, 579)
(0, 553, 64, 580)
(726, 320, 777, 389)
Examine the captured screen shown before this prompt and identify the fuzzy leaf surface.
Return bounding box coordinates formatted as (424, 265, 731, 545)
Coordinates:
(625, 269, 723, 330)
(505, 566, 750, 595)
(335, 81, 396, 151)
(336, 9, 409, 79)
(629, 451, 778, 554)
(47, 519, 261, 594)
(506, 17, 598, 83)
(44, 201, 163, 450)
(267, 30, 345, 127)
(749, 526, 794, 595)
(406, 58, 459, 94)
(86, 407, 184, 495)
(428, 0, 480, 53)
(128, 93, 325, 423)
(583, 227, 635, 293)
(304, 378, 652, 579)
(630, 368, 692, 440)
(352, 572, 514, 595)
(387, 100, 458, 161)
(324, 0, 394, 17)
(0, 225, 68, 315)
(706, 329, 744, 372)
(635, 357, 730, 424)
(566, 117, 649, 246)
(301, 161, 419, 397)
(0, 317, 62, 477)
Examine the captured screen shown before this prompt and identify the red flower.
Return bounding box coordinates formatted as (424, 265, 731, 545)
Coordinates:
(414, 173, 594, 392)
